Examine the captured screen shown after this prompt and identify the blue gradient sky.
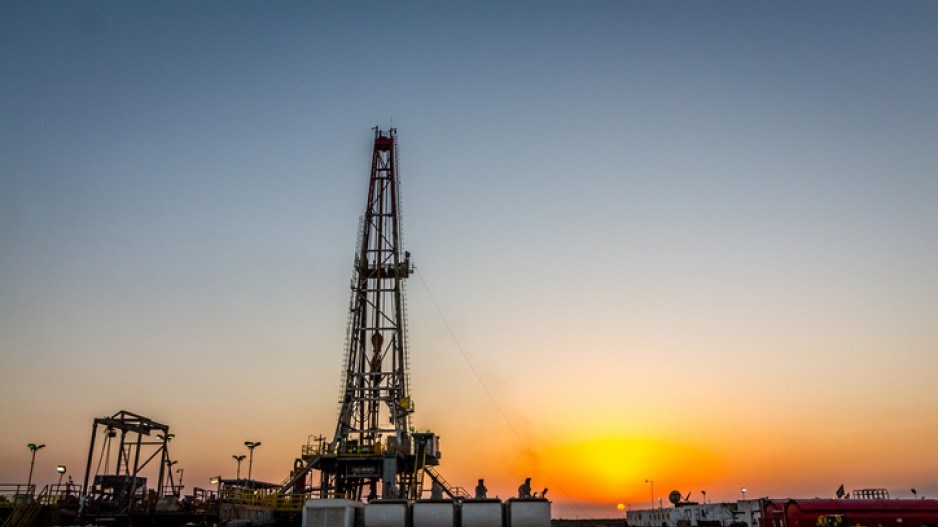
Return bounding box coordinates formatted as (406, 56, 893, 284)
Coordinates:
(2, 1, 937, 517)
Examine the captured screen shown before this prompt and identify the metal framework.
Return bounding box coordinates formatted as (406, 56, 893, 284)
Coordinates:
(277, 128, 458, 502)
(80, 410, 177, 514)
(335, 126, 413, 450)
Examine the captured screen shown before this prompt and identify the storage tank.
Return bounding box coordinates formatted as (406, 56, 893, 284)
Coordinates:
(365, 499, 410, 527)
(302, 498, 364, 527)
(785, 499, 938, 527)
(506, 498, 551, 527)
(462, 499, 504, 527)
(413, 499, 457, 527)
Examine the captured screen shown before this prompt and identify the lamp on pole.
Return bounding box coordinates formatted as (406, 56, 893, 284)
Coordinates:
(645, 479, 654, 509)
(26, 443, 46, 499)
(56, 465, 67, 487)
(176, 468, 184, 496)
(244, 441, 261, 485)
(741, 486, 748, 500)
(232, 455, 246, 481)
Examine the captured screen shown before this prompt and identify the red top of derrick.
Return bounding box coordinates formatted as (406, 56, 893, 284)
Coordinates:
(375, 138, 393, 151)
(374, 127, 395, 151)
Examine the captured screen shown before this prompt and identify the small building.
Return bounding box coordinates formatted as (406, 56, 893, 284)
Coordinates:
(627, 502, 738, 527)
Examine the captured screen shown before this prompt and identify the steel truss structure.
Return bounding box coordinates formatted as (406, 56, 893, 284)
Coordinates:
(280, 128, 455, 502)
(335, 126, 414, 451)
(81, 410, 178, 513)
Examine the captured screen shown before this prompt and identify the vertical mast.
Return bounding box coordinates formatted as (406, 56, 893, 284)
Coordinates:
(334, 127, 413, 453)
(277, 129, 448, 501)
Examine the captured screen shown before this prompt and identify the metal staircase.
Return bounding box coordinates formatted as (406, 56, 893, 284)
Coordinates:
(423, 466, 470, 500)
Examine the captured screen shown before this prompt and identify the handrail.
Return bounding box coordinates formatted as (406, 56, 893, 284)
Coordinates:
(37, 484, 81, 505)
(424, 467, 470, 500)
(0, 484, 35, 505)
(219, 486, 308, 512)
(0, 485, 53, 527)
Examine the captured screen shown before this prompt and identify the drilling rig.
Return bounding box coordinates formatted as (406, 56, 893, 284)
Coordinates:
(281, 128, 460, 502)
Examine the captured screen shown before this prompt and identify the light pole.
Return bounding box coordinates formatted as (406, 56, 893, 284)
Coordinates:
(176, 468, 184, 496)
(702, 490, 707, 504)
(232, 455, 246, 481)
(645, 479, 654, 509)
(741, 486, 747, 500)
(26, 443, 46, 499)
(244, 441, 261, 485)
(56, 465, 67, 487)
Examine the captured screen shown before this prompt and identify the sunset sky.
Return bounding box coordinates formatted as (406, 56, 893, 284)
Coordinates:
(2, 1, 937, 518)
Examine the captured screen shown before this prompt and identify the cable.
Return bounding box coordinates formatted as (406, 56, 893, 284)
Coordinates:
(414, 268, 586, 516)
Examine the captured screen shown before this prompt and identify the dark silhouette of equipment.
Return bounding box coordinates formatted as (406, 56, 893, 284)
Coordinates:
(669, 490, 682, 506)
(80, 410, 177, 514)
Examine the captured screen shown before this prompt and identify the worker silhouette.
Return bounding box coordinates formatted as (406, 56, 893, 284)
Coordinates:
(431, 480, 444, 500)
(518, 477, 532, 499)
(475, 479, 488, 499)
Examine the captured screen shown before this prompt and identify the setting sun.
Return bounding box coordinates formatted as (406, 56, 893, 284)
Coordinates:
(524, 436, 724, 505)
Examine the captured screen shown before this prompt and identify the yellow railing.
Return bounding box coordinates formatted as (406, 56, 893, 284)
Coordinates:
(301, 435, 334, 459)
(301, 438, 396, 459)
(220, 488, 309, 512)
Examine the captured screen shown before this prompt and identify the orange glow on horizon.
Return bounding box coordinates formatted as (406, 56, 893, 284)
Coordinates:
(508, 435, 726, 507)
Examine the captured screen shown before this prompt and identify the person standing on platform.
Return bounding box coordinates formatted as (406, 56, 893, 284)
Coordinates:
(475, 479, 488, 499)
(518, 477, 532, 499)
